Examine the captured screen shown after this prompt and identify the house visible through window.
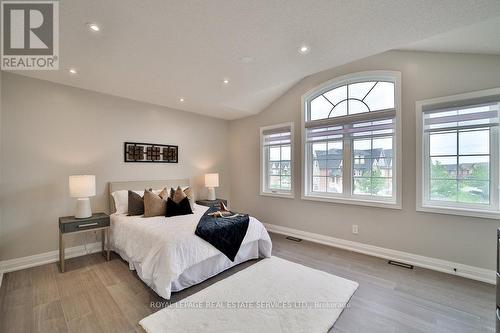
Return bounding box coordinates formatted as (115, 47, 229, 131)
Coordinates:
(260, 123, 294, 197)
(303, 71, 401, 208)
(417, 89, 500, 219)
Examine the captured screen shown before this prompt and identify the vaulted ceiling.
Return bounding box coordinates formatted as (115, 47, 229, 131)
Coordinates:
(12, 0, 500, 119)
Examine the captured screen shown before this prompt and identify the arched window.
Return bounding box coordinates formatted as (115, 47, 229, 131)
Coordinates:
(302, 71, 401, 208)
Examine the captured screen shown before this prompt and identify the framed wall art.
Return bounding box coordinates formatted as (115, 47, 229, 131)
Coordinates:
(124, 142, 178, 163)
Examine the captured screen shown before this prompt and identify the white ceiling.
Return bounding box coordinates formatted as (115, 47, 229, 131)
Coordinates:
(11, 1, 500, 119)
(401, 16, 500, 55)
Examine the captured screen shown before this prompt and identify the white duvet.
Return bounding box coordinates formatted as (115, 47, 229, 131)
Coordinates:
(110, 204, 272, 299)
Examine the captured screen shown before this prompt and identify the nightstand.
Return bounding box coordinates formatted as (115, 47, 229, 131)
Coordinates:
(58, 213, 110, 272)
(196, 198, 228, 209)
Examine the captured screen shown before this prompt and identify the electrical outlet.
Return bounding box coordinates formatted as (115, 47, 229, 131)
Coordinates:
(352, 225, 359, 234)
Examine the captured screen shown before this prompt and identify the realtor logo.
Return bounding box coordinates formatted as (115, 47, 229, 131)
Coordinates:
(1, 0, 59, 70)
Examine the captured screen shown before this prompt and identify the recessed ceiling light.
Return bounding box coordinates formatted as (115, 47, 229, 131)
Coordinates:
(223, 79, 230, 85)
(69, 68, 78, 74)
(87, 23, 100, 32)
(179, 97, 185, 102)
(298, 45, 310, 54)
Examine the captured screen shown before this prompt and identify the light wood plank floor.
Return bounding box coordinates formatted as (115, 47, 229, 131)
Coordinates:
(0, 232, 495, 333)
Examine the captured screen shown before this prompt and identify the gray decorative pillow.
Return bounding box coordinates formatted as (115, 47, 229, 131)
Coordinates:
(144, 189, 166, 217)
(128, 190, 144, 216)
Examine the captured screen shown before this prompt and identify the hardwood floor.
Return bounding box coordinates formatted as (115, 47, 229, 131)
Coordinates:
(0, 232, 495, 333)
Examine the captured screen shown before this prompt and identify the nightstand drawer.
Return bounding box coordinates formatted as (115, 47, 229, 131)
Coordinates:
(59, 213, 110, 233)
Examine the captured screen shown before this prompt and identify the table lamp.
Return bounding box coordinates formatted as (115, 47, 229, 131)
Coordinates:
(205, 173, 219, 201)
(69, 175, 96, 218)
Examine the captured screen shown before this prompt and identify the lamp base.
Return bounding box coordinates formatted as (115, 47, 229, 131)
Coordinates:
(207, 187, 216, 201)
(75, 198, 92, 218)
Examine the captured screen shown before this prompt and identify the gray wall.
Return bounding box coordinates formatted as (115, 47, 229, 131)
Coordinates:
(0, 73, 230, 260)
(229, 50, 500, 270)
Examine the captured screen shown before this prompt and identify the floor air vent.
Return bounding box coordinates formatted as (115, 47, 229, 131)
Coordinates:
(388, 260, 414, 269)
(286, 236, 302, 242)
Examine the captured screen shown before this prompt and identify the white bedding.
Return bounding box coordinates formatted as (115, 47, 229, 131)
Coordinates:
(110, 204, 272, 299)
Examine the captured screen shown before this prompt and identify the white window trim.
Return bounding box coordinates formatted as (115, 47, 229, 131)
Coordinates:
(301, 70, 402, 209)
(415, 87, 500, 220)
(260, 122, 295, 199)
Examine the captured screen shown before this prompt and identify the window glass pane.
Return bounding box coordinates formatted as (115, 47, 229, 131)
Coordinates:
(349, 82, 376, 100)
(323, 85, 347, 105)
(327, 177, 342, 193)
(280, 161, 291, 176)
(374, 159, 392, 177)
(312, 143, 327, 159)
(310, 95, 332, 121)
(430, 179, 457, 202)
(459, 129, 489, 155)
(269, 176, 281, 189)
(269, 162, 280, 175)
(459, 156, 489, 180)
(312, 160, 326, 176)
(348, 99, 369, 115)
(373, 137, 392, 157)
(372, 178, 392, 197)
(458, 180, 489, 204)
(327, 141, 343, 159)
(353, 139, 372, 158)
(430, 157, 456, 179)
(330, 101, 348, 118)
(364, 82, 394, 111)
(269, 146, 281, 161)
(280, 176, 291, 190)
(312, 176, 327, 192)
(281, 145, 291, 161)
(353, 178, 371, 195)
(354, 157, 371, 176)
(430, 132, 456, 156)
(327, 160, 342, 176)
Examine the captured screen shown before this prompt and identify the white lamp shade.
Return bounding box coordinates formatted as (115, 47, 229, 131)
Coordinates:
(69, 175, 96, 198)
(205, 173, 219, 188)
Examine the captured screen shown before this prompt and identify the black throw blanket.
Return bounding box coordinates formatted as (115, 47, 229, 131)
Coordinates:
(195, 207, 250, 261)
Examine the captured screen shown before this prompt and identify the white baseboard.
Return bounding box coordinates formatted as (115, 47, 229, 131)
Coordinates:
(0, 242, 102, 275)
(264, 223, 496, 285)
(1, 226, 495, 286)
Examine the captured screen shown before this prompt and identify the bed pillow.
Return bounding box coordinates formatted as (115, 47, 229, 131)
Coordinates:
(170, 186, 187, 203)
(166, 197, 193, 217)
(163, 186, 196, 211)
(144, 190, 166, 217)
(128, 190, 145, 216)
(183, 187, 196, 211)
(159, 187, 169, 200)
(111, 190, 128, 214)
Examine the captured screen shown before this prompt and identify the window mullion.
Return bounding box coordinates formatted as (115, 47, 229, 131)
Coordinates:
(344, 134, 352, 196)
(491, 126, 499, 210)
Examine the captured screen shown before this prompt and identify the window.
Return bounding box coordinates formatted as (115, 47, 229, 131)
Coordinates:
(302, 71, 401, 208)
(260, 123, 294, 198)
(417, 88, 500, 219)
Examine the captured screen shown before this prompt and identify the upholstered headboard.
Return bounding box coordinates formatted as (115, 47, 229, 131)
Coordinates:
(108, 179, 190, 213)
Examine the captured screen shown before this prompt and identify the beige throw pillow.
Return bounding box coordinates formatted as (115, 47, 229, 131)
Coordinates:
(170, 186, 187, 204)
(159, 187, 169, 199)
(158, 186, 195, 211)
(183, 187, 195, 211)
(143, 189, 166, 217)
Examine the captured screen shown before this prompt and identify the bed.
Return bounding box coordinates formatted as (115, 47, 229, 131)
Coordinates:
(108, 180, 272, 299)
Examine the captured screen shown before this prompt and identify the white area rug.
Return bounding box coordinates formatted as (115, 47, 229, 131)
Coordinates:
(140, 256, 358, 333)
